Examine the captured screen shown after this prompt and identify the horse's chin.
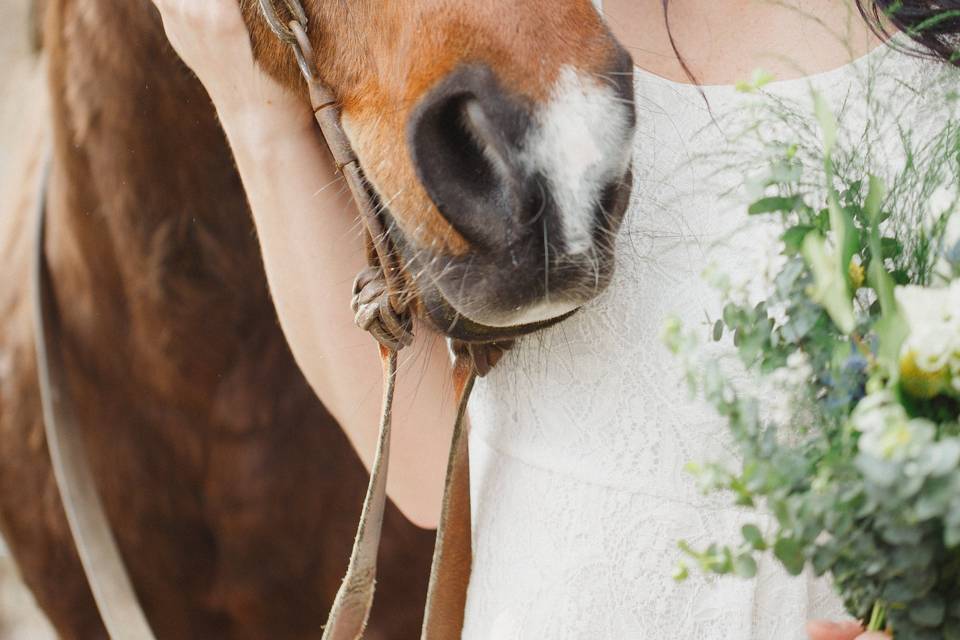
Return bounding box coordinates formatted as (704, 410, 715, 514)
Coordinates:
(415, 283, 578, 343)
(361, 180, 611, 343)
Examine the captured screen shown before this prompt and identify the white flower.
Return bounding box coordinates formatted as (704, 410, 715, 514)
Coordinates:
(786, 350, 811, 372)
(770, 351, 813, 388)
(895, 282, 959, 330)
(854, 393, 936, 461)
(905, 327, 955, 374)
(852, 391, 908, 435)
(895, 282, 960, 394)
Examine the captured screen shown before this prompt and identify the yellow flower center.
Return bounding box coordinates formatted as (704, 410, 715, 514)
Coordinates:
(848, 260, 866, 290)
(899, 350, 947, 399)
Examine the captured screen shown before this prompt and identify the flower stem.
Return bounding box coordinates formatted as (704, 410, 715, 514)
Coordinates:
(868, 601, 887, 632)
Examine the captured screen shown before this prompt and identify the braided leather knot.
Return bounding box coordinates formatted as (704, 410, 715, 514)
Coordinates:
(352, 266, 414, 352)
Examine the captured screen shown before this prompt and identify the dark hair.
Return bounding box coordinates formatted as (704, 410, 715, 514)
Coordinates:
(857, 1, 960, 65)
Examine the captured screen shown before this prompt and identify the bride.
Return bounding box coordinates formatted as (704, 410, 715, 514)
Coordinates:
(150, 0, 955, 637)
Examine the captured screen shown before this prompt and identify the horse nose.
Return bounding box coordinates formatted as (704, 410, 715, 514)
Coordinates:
(408, 57, 635, 253)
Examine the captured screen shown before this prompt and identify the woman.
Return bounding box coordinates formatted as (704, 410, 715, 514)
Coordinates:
(149, 0, 950, 637)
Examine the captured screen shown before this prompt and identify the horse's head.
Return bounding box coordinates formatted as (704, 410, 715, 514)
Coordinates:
(246, 0, 635, 342)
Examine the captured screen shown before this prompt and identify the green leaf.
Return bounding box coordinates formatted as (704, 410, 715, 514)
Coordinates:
(873, 313, 908, 376)
(722, 303, 741, 327)
(864, 176, 885, 222)
(742, 524, 767, 551)
(774, 537, 806, 576)
(865, 176, 895, 315)
(712, 319, 724, 342)
(879, 237, 902, 259)
(811, 544, 838, 576)
(749, 195, 804, 215)
(782, 225, 815, 254)
(802, 232, 855, 334)
(862, 174, 906, 371)
(733, 554, 758, 578)
(828, 193, 859, 287)
(795, 190, 858, 334)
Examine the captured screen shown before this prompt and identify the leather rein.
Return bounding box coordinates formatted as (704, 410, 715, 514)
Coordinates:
(31, 1, 511, 638)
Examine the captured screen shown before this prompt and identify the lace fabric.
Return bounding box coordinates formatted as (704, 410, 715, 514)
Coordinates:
(462, 43, 948, 639)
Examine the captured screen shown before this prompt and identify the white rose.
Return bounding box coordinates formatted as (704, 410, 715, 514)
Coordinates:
(895, 283, 958, 330)
(903, 326, 956, 374)
(895, 283, 960, 387)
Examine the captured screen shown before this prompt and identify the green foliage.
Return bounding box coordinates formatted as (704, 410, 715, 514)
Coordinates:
(668, 92, 960, 637)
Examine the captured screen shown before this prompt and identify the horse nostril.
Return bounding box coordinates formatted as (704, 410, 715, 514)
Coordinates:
(408, 65, 529, 248)
(427, 96, 501, 206)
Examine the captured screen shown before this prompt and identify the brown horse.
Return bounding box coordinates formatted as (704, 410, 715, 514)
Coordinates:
(0, 1, 634, 638)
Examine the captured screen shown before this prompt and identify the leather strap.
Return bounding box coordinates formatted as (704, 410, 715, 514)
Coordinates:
(422, 357, 476, 639)
(321, 348, 478, 640)
(32, 158, 158, 640)
(320, 347, 397, 640)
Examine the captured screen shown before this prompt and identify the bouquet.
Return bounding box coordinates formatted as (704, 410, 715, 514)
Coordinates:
(665, 93, 960, 638)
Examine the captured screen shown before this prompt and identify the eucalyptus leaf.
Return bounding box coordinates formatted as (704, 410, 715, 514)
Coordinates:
(742, 524, 767, 550)
(734, 554, 759, 578)
(774, 537, 805, 576)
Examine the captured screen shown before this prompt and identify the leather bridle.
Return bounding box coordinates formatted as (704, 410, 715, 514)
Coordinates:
(31, 1, 523, 638)
(253, 4, 499, 636)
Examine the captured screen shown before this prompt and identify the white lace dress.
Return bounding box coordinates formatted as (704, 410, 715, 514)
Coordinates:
(461, 21, 953, 640)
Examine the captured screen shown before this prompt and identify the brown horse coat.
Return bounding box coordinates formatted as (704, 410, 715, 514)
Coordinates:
(0, 2, 433, 638)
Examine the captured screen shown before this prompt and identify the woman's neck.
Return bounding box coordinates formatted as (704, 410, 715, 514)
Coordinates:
(604, 0, 886, 86)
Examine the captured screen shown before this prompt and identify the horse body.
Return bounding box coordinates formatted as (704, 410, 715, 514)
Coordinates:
(0, 0, 635, 636)
(0, 2, 432, 637)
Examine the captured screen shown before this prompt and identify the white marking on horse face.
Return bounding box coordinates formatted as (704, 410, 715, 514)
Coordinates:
(519, 65, 633, 255)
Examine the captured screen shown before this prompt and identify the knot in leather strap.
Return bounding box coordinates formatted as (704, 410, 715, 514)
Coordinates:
(351, 266, 414, 352)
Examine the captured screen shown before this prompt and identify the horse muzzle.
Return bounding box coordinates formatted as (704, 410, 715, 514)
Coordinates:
(401, 51, 636, 338)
